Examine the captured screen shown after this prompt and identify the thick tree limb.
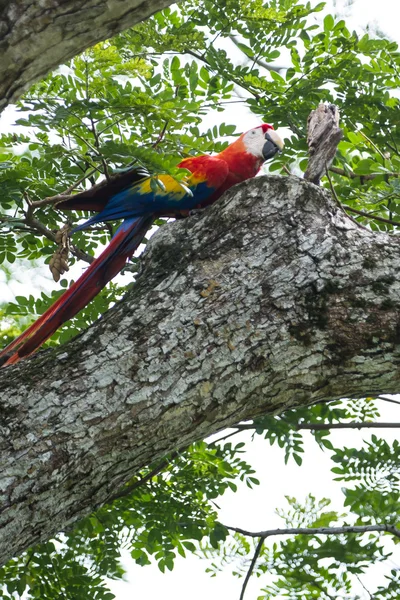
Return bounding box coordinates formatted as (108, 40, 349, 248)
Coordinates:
(0, 0, 176, 112)
(1, 176, 400, 565)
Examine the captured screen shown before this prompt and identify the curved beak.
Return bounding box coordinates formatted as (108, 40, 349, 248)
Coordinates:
(262, 130, 284, 161)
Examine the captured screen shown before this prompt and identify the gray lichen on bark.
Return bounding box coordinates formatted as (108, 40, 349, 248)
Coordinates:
(0, 0, 176, 112)
(304, 103, 344, 184)
(1, 175, 400, 565)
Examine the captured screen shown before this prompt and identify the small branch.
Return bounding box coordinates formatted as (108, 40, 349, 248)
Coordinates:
(325, 168, 369, 232)
(343, 205, 400, 228)
(104, 450, 181, 504)
(31, 170, 98, 208)
(90, 117, 111, 182)
(348, 121, 387, 162)
(304, 104, 344, 185)
(296, 421, 400, 431)
(379, 395, 400, 406)
(226, 522, 400, 599)
(225, 523, 400, 540)
(210, 428, 243, 445)
(355, 574, 373, 600)
(228, 36, 283, 73)
(239, 537, 264, 600)
(22, 196, 94, 265)
(329, 165, 399, 181)
(152, 120, 169, 149)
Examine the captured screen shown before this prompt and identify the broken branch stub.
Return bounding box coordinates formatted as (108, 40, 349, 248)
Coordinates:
(304, 103, 343, 185)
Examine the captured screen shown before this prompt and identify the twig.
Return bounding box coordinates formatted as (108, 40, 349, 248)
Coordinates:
(225, 523, 400, 540)
(329, 165, 399, 181)
(348, 120, 387, 162)
(184, 48, 260, 101)
(355, 574, 373, 600)
(152, 121, 169, 149)
(325, 168, 369, 232)
(31, 169, 98, 208)
(25, 549, 34, 569)
(239, 537, 264, 600)
(296, 421, 400, 430)
(90, 117, 110, 181)
(226, 522, 400, 599)
(105, 450, 181, 504)
(387, 141, 400, 158)
(379, 395, 400, 407)
(22, 195, 94, 265)
(325, 166, 341, 207)
(210, 428, 243, 445)
(342, 205, 400, 228)
(229, 35, 283, 73)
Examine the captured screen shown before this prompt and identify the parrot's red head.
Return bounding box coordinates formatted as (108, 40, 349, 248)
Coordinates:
(217, 124, 284, 181)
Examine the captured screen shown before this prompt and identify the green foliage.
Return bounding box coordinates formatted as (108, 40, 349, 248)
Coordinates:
(203, 495, 391, 599)
(332, 436, 400, 527)
(251, 397, 381, 463)
(1, 0, 400, 598)
(0, 442, 253, 597)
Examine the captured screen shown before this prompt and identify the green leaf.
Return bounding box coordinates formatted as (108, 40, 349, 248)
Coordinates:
(323, 14, 334, 32)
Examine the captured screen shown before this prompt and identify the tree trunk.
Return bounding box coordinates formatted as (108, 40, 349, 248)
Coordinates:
(0, 0, 176, 112)
(1, 175, 400, 565)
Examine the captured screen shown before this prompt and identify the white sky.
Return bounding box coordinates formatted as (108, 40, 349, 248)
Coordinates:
(1, 0, 400, 598)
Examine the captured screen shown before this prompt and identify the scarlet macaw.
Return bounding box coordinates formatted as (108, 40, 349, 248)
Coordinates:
(0, 124, 283, 367)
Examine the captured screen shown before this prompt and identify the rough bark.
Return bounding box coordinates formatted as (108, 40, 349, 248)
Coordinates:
(0, 0, 176, 112)
(304, 103, 344, 184)
(1, 175, 400, 565)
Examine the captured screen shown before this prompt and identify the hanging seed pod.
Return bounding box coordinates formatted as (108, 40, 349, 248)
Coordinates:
(50, 226, 70, 282)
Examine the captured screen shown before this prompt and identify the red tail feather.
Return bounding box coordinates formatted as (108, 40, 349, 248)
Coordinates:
(0, 216, 153, 367)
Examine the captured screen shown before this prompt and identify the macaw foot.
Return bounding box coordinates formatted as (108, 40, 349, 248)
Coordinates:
(0, 352, 13, 367)
(189, 207, 206, 217)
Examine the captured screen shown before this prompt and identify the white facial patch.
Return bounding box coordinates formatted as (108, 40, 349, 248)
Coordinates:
(243, 127, 265, 158)
(242, 127, 284, 157)
(242, 127, 268, 158)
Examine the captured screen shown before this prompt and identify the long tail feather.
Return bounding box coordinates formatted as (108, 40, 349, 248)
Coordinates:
(0, 215, 153, 367)
(56, 167, 150, 212)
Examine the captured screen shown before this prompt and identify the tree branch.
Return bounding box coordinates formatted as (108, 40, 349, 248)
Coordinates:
(0, 0, 178, 112)
(23, 205, 94, 265)
(329, 165, 399, 181)
(226, 521, 400, 599)
(229, 36, 284, 73)
(379, 395, 400, 406)
(2, 176, 400, 565)
(226, 523, 400, 540)
(304, 104, 344, 185)
(343, 205, 400, 228)
(31, 169, 99, 208)
(296, 422, 400, 431)
(239, 537, 264, 600)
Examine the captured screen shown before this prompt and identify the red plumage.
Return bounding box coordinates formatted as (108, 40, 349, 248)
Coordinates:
(0, 124, 282, 367)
